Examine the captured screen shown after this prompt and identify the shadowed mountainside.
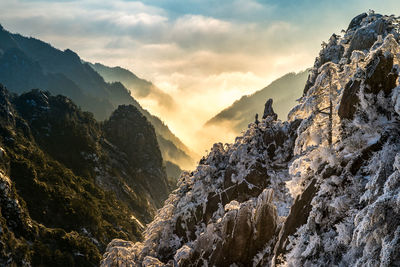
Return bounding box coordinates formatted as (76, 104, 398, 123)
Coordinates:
(0, 85, 170, 265)
(0, 25, 195, 170)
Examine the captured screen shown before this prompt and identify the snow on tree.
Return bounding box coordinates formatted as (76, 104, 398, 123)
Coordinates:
(101, 12, 400, 267)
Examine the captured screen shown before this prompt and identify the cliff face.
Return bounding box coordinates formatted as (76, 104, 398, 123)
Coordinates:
(101, 12, 400, 266)
(0, 86, 169, 266)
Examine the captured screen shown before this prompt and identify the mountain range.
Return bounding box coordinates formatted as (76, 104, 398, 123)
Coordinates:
(1, 10, 399, 267)
(0, 25, 195, 171)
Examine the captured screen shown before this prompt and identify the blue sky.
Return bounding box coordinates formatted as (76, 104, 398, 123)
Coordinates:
(1, 0, 400, 151)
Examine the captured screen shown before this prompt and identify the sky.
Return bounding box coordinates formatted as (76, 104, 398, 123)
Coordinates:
(1, 0, 400, 154)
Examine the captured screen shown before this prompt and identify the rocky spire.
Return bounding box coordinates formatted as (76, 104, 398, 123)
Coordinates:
(262, 98, 278, 120)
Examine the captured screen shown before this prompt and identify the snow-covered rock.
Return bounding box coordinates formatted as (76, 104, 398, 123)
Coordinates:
(102, 12, 400, 266)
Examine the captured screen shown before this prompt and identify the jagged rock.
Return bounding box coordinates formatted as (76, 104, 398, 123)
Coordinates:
(347, 12, 368, 30)
(364, 49, 398, 96)
(345, 17, 386, 57)
(273, 179, 317, 265)
(180, 190, 278, 267)
(104, 104, 169, 208)
(319, 35, 345, 65)
(175, 162, 271, 244)
(263, 99, 278, 120)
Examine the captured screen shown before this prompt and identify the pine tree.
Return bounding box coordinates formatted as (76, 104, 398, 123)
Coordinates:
(314, 63, 339, 147)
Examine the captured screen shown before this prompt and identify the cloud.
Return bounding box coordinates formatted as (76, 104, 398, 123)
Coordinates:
(174, 15, 231, 33)
(113, 13, 167, 27)
(2, 0, 400, 155)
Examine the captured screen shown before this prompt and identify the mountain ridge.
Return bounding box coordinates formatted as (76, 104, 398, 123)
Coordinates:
(89, 62, 176, 110)
(101, 12, 400, 266)
(0, 26, 195, 170)
(205, 70, 309, 135)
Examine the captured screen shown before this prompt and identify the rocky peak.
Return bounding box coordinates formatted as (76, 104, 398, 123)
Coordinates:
(104, 104, 169, 207)
(347, 12, 368, 30)
(104, 104, 162, 169)
(304, 12, 399, 95)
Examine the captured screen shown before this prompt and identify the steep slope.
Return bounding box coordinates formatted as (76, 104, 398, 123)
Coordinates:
(0, 86, 138, 266)
(0, 84, 170, 265)
(89, 62, 175, 109)
(101, 12, 400, 266)
(206, 70, 309, 134)
(0, 26, 195, 170)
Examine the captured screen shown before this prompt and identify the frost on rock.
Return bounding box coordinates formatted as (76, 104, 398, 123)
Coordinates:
(102, 12, 400, 267)
(280, 12, 400, 267)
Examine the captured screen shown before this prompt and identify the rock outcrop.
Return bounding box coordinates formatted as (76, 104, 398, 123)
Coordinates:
(263, 99, 278, 120)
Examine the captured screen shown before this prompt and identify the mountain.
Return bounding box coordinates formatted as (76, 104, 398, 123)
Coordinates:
(0, 84, 171, 265)
(206, 70, 309, 134)
(0, 26, 195, 170)
(101, 12, 400, 266)
(88, 62, 196, 170)
(89, 62, 175, 110)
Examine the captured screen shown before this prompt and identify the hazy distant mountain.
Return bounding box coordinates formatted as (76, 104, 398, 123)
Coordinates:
(89, 62, 175, 110)
(206, 71, 309, 133)
(89, 62, 196, 169)
(0, 25, 195, 169)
